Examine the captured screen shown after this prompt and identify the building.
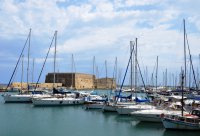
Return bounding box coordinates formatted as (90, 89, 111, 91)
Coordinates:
(45, 73, 95, 90)
(95, 78, 116, 89)
(45, 73, 116, 90)
(10, 82, 62, 90)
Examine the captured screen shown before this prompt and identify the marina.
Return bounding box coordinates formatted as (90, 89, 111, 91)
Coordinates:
(0, 91, 200, 136)
(1, 1, 200, 136)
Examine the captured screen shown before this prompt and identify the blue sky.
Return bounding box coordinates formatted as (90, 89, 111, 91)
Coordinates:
(1, 0, 200, 86)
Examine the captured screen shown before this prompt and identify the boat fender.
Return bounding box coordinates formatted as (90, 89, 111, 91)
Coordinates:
(160, 113, 165, 118)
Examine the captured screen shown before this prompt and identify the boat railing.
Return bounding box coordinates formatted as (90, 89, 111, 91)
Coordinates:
(163, 114, 200, 124)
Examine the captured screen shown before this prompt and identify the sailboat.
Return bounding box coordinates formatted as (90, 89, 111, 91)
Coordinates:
(161, 19, 200, 130)
(161, 72, 200, 129)
(114, 39, 152, 114)
(84, 57, 114, 110)
(102, 40, 137, 112)
(3, 29, 33, 103)
(32, 31, 84, 106)
(130, 101, 188, 122)
(69, 54, 76, 90)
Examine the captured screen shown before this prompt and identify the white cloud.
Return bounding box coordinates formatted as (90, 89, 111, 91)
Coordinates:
(57, 22, 134, 53)
(0, 0, 71, 38)
(1, 0, 200, 83)
(2, 0, 19, 13)
(124, 0, 162, 6)
(188, 15, 200, 31)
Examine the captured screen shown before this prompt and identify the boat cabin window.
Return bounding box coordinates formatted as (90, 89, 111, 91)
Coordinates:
(191, 110, 200, 117)
(178, 116, 185, 121)
(186, 118, 195, 123)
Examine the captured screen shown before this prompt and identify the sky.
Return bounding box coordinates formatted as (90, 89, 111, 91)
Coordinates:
(0, 0, 200, 86)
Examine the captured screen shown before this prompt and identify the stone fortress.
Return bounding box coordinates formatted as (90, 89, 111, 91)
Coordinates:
(45, 73, 116, 90)
(9, 72, 116, 90)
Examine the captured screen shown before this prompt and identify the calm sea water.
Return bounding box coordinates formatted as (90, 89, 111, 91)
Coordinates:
(0, 91, 200, 136)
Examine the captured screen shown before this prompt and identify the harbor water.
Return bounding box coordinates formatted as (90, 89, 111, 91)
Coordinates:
(0, 91, 200, 136)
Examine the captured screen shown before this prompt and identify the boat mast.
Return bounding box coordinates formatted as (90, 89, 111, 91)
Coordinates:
(181, 19, 186, 116)
(183, 19, 187, 88)
(197, 67, 199, 90)
(199, 54, 200, 90)
(105, 60, 108, 89)
(181, 69, 184, 116)
(96, 66, 99, 88)
(53, 31, 57, 88)
(115, 57, 118, 89)
(93, 56, 96, 89)
(111, 57, 118, 90)
(163, 71, 164, 87)
(172, 73, 175, 89)
(21, 55, 24, 93)
(27, 28, 31, 91)
(93, 56, 95, 76)
(135, 38, 137, 92)
(146, 66, 148, 86)
(71, 54, 74, 89)
(165, 69, 167, 88)
(151, 73, 154, 87)
(130, 41, 133, 92)
(189, 61, 192, 89)
(156, 56, 158, 91)
(32, 58, 35, 83)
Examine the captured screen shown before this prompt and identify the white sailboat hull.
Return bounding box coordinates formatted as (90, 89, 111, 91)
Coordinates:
(162, 118, 200, 130)
(32, 94, 52, 99)
(102, 104, 117, 112)
(102, 102, 136, 112)
(32, 97, 84, 106)
(131, 110, 184, 123)
(116, 104, 155, 115)
(3, 94, 32, 103)
(85, 102, 104, 109)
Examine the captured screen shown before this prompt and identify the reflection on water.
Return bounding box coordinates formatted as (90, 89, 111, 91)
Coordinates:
(134, 121, 164, 130)
(1, 92, 200, 136)
(162, 129, 200, 136)
(131, 121, 165, 136)
(115, 115, 135, 123)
